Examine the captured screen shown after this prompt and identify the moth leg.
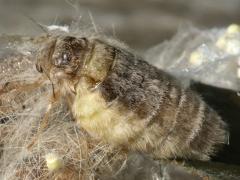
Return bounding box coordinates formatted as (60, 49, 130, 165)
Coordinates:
(0, 77, 45, 96)
(0, 77, 46, 115)
(27, 91, 60, 150)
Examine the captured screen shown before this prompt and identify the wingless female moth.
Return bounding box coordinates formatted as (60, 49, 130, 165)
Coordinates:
(1, 35, 228, 161)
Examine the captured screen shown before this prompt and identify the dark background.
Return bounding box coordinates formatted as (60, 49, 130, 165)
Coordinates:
(0, 0, 240, 51)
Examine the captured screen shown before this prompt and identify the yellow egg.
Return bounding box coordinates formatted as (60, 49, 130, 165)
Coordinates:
(226, 24, 240, 35)
(45, 153, 63, 171)
(189, 51, 203, 66)
(215, 36, 227, 50)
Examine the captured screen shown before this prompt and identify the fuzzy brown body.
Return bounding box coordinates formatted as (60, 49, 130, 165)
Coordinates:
(36, 36, 227, 161)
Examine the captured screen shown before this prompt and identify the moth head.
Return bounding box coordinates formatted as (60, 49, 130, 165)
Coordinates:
(36, 36, 90, 79)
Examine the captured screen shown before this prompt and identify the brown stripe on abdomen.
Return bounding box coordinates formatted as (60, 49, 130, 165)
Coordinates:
(189, 105, 227, 160)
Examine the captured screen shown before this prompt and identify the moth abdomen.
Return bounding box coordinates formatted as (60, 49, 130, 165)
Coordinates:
(98, 46, 227, 160)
